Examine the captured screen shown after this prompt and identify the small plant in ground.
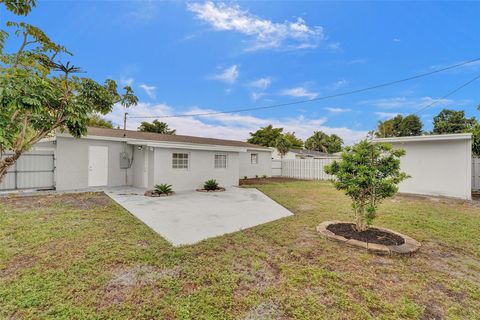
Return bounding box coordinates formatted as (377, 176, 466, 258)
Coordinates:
(255, 175, 259, 179)
(243, 176, 248, 180)
(203, 179, 219, 191)
(324, 139, 408, 232)
(262, 174, 268, 179)
(154, 183, 173, 195)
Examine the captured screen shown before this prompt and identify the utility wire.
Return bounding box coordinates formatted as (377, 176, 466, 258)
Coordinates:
(128, 58, 480, 119)
(412, 74, 480, 115)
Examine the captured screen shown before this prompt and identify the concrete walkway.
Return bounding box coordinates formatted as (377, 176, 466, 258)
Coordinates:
(105, 187, 293, 246)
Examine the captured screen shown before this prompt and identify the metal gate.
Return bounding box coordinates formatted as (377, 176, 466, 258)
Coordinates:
(0, 151, 55, 191)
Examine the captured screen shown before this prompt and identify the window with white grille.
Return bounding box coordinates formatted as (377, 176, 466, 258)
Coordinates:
(251, 153, 258, 164)
(214, 154, 227, 168)
(172, 153, 189, 169)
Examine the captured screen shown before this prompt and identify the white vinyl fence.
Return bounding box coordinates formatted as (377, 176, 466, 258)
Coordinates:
(472, 157, 480, 191)
(272, 158, 339, 180)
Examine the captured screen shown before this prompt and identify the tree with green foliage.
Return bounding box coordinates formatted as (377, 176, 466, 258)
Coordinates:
(304, 131, 342, 154)
(283, 132, 303, 149)
(432, 109, 476, 134)
(376, 114, 423, 137)
(88, 114, 113, 128)
(326, 134, 343, 153)
(0, 1, 138, 183)
(247, 125, 284, 147)
(138, 120, 176, 134)
(324, 140, 408, 231)
(275, 135, 293, 158)
(470, 124, 480, 156)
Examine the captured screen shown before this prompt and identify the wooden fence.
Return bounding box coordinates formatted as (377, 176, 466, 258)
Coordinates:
(272, 158, 338, 180)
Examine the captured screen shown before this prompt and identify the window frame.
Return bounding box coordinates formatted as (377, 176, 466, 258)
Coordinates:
(251, 153, 259, 164)
(214, 153, 228, 169)
(172, 152, 189, 170)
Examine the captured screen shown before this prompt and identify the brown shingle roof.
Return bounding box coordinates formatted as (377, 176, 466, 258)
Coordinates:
(82, 127, 269, 150)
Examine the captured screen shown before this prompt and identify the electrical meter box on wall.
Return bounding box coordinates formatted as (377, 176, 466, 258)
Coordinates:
(119, 152, 132, 169)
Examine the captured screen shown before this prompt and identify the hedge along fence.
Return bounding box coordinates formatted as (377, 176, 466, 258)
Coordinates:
(272, 158, 339, 180)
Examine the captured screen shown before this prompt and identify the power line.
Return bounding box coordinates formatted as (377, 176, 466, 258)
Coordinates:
(128, 57, 480, 119)
(413, 74, 480, 115)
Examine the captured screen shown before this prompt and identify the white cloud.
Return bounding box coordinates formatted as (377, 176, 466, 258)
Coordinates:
(375, 112, 403, 119)
(281, 87, 319, 99)
(187, 1, 324, 51)
(328, 79, 348, 91)
(393, 38, 401, 42)
(212, 65, 239, 84)
(325, 107, 352, 113)
(104, 102, 367, 145)
(362, 96, 456, 109)
(139, 84, 156, 99)
(248, 77, 272, 90)
(251, 92, 265, 101)
(345, 58, 367, 65)
(120, 77, 134, 87)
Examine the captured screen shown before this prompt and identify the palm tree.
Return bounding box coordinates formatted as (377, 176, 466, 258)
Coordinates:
(304, 131, 330, 152)
(275, 136, 292, 158)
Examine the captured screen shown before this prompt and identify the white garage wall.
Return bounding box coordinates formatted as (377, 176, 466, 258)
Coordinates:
(374, 134, 472, 200)
(152, 148, 240, 191)
(55, 137, 134, 191)
(239, 150, 272, 178)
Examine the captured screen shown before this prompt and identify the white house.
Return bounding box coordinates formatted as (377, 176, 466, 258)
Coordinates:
(374, 133, 472, 200)
(8, 127, 272, 192)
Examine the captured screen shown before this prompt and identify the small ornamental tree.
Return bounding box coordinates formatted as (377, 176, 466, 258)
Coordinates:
(324, 140, 409, 231)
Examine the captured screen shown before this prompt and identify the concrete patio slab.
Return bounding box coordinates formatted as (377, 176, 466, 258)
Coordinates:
(106, 187, 294, 246)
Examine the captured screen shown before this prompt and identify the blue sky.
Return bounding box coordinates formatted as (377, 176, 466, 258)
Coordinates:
(3, 1, 480, 144)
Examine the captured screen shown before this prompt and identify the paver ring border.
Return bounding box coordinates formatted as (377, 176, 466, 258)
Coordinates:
(316, 220, 421, 255)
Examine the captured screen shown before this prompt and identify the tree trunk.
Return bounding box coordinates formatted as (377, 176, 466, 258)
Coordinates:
(354, 201, 368, 232)
(0, 151, 22, 185)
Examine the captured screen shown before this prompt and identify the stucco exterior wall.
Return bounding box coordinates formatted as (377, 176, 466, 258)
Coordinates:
(389, 139, 472, 200)
(152, 148, 240, 191)
(239, 150, 272, 178)
(55, 137, 134, 191)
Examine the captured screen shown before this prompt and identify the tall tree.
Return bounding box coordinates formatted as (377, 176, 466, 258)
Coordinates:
(275, 135, 292, 159)
(0, 2, 138, 183)
(304, 131, 330, 153)
(375, 114, 423, 137)
(432, 109, 477, 134)
(283, 132, 303, 149)
(398, 114, 423, 136)
(247, 125, 283, 147)
(88, 114, 113, 129)
(326, 134, 343, 153)
(138, 120, 176, 134)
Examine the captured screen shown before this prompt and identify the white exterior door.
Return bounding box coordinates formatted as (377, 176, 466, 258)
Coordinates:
(88, 146, 108, 187)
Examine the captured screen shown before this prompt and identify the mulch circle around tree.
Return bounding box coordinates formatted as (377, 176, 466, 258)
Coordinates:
(327, 223, 405, 246)
(196, 187, 226, 192)
(316, 220, 421, 255)
(144, 190, 175, 197)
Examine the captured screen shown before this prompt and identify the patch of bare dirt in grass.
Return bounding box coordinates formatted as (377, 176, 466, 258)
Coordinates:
(293, 228, 319, 248)
(0, 192, 112, 211)
(234, 260, 279, 297)
(239, 177, 302, 186)
(244, 301, 283, 320)
(100, 265, 181, 308)
(0, 254, 38, 278)
(420, 242, 480, 287)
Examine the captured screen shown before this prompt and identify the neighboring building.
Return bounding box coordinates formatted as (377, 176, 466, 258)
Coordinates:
(1, 127, 272, 192)
(374, 133, 472, 200)
(270, 148, 339, 160)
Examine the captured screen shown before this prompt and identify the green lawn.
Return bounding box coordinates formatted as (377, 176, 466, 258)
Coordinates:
(1, 181, 480, 319)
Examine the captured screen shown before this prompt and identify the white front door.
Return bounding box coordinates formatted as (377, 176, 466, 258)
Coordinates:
(88, 146, 108, 187)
